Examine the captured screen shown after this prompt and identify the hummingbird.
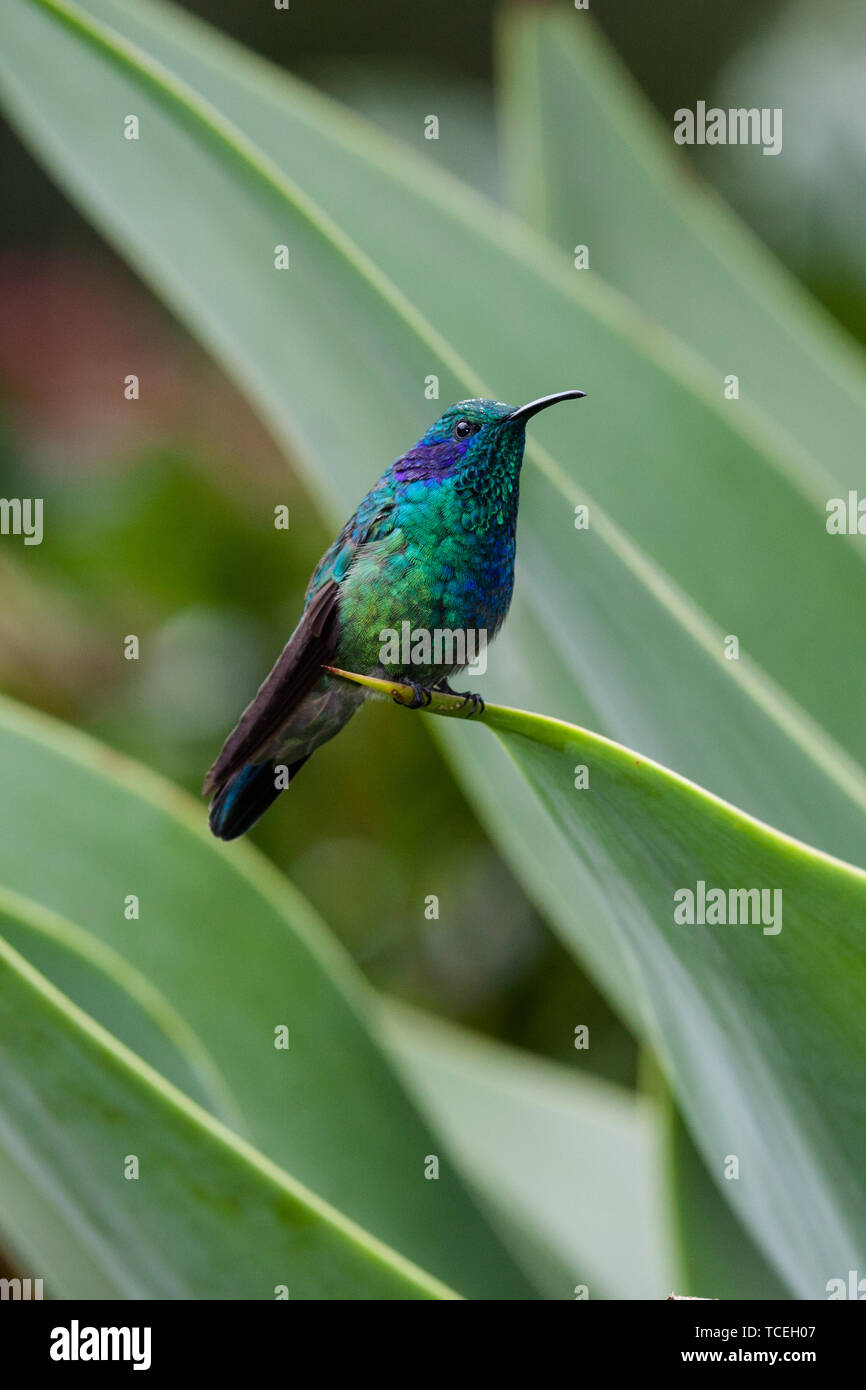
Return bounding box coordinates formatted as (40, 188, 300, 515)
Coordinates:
(204, 390, 585, 839)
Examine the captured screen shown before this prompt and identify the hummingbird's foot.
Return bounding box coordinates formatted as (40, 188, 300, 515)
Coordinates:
(457, 691, 485, 717)
(433, 677, 485, 717)
(395, 678, 433, 709)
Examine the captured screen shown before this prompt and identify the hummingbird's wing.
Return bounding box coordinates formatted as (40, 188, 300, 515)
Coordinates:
(305, 482, 397, 596)
(203, 479, 398, 800)
(202, 576, 341, 797)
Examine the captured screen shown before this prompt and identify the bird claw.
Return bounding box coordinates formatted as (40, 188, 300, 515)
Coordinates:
(433, 677, 485, 717)
(395, 679, 433, 709)
(456, 691, 485, 717)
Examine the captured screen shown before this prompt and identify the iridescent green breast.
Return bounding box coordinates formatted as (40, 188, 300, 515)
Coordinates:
(337, 469, 518, 678)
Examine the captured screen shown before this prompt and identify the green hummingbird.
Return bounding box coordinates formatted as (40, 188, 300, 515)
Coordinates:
(204, 390, 585, 838)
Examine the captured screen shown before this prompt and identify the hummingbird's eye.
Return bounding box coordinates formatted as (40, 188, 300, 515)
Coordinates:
(453, 419, 476, 439)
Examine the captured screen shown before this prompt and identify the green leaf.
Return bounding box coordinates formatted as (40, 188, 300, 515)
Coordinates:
(0, 695, 534, 1299)
(314, 58, 501, 201)
(332, 672, 866, 1297)
(665, 1101, 792, 1301)
(382, 1000, 676, 1300)
(2, 0, 865, 860)
(0, 931, 455, 1299)
(0, 885, 239, 1120)
(639, 1048, 792, 1299)
(497, 4, 866, 499)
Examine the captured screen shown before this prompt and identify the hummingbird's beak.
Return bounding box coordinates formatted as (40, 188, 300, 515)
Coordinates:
(506, 389, 587, 425)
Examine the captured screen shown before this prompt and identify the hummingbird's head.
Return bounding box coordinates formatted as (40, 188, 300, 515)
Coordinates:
(397, 392, 586, 493)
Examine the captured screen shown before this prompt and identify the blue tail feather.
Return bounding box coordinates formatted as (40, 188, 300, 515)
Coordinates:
(209, 757, 308, 841)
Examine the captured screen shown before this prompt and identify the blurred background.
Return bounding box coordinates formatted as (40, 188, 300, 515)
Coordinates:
(1, 0, 863, 1096)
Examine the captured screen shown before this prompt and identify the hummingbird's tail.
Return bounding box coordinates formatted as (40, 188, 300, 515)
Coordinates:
(208, 756, 309, 841)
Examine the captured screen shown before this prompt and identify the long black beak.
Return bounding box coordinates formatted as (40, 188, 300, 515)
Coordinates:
(507, 389, 586, 425)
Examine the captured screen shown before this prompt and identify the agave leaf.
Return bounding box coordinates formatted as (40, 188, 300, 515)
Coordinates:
(329, 671, 866, 1297)
(0, 696, 535, 1298)
(0, 930, 455, 1299)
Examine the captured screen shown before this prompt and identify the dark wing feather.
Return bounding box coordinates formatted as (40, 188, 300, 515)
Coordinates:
(202, 578, 340, 796)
